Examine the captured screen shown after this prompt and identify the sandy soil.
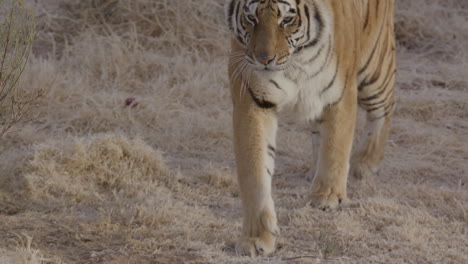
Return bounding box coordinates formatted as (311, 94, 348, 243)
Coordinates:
(0, 0, 467, 263)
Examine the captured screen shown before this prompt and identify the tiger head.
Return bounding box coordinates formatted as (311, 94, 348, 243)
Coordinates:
(226, 0, 324, 71)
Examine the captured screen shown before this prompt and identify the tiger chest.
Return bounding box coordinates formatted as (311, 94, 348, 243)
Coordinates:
(250, 52, 344, 121)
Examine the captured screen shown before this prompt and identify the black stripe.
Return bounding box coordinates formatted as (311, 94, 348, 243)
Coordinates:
(360, 31, 394, 92)
(358, 3, 389, 75)
(267, 144, 276, 159)
(320, 59, 340, 95)
(358, 40, 378, 76)
(310, 3, 324, 45)
(296, 7, 302, 28)
(234, 1, 241, 34)
(363, 0, 370, 29)
(248, 87, 276, 109)
(360, 86, 393, 108)
(359, 71, 381, 92)
(267, 168, 273, 177)
(309, 37, 332, 78)
(359, 50, 395, 95)
(240, 14, 248, 29)
(364, 73, 395, 113)
(295, 3, 324, 52)
(367, 95, 394, 112)
(270, 80, 282, 90)
(371, 101, 395, 119)
(277, 53, 289, 63)
(291, 28, 300, 34)
(227, 0, 236, 31)
(268, 144, 276, 153)
(234, 2, 245, 44)
(305, 5, 311, 43)
(245, 53, 256, 65)
(326, 72, 350, 107)
(360, 70, 396, 102)
(306, 42, 325, 63)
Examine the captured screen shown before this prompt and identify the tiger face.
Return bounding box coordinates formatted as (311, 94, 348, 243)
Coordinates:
(226, 0, 324, 71)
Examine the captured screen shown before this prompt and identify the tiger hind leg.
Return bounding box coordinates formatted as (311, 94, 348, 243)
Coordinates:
(352, 84, 395, 179)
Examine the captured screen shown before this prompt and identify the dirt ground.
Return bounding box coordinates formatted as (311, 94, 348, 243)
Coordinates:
(0, 0, 467, 263)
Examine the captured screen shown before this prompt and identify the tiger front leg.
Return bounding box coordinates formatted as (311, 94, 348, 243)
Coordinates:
(310, 85, 357, 210)
(232, 96, 279, 256)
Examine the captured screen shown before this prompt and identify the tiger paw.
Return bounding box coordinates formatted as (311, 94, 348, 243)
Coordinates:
(309, 179, 349, 211)
(310, 191, 349, 211)
(235, 231, 277, 257)
(235, 206, 279, 256)
(351, 160, 378, 180)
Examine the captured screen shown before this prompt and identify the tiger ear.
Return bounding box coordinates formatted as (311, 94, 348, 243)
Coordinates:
(225, 0, 237, 32)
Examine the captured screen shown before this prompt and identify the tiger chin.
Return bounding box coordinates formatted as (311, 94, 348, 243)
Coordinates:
(225, 0, 396, 256)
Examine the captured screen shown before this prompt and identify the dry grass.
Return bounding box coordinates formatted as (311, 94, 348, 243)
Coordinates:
(0, 0, 467, 263)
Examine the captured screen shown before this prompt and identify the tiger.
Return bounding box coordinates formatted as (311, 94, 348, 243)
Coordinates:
(225, 0, 396, 256)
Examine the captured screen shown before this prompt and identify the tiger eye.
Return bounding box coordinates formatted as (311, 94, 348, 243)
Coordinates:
(282, 16, 295, 26)
(247, 15, 256, 24)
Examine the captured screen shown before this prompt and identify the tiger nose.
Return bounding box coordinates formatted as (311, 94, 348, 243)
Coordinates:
(255, 53, 275, 65)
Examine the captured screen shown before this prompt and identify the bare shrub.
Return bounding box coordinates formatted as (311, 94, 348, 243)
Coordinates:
(0, 0, 44, 139)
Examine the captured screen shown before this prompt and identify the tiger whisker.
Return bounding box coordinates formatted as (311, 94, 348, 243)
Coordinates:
(236, 62, 249, 99)
(231, 60, 247, 89)
(228, 57, 246, 67)
(240, 63, 250, 99)
(242, 65, 254, 100)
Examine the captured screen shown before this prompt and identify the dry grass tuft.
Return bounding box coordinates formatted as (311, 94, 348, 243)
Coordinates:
(0, 0, 466, 263)
(0, 234, 59, 264)
(34, 0, 226, 58)
(23, 134, 171, 204)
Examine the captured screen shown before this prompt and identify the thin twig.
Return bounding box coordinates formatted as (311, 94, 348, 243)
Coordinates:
(282, 255, 318, 261)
